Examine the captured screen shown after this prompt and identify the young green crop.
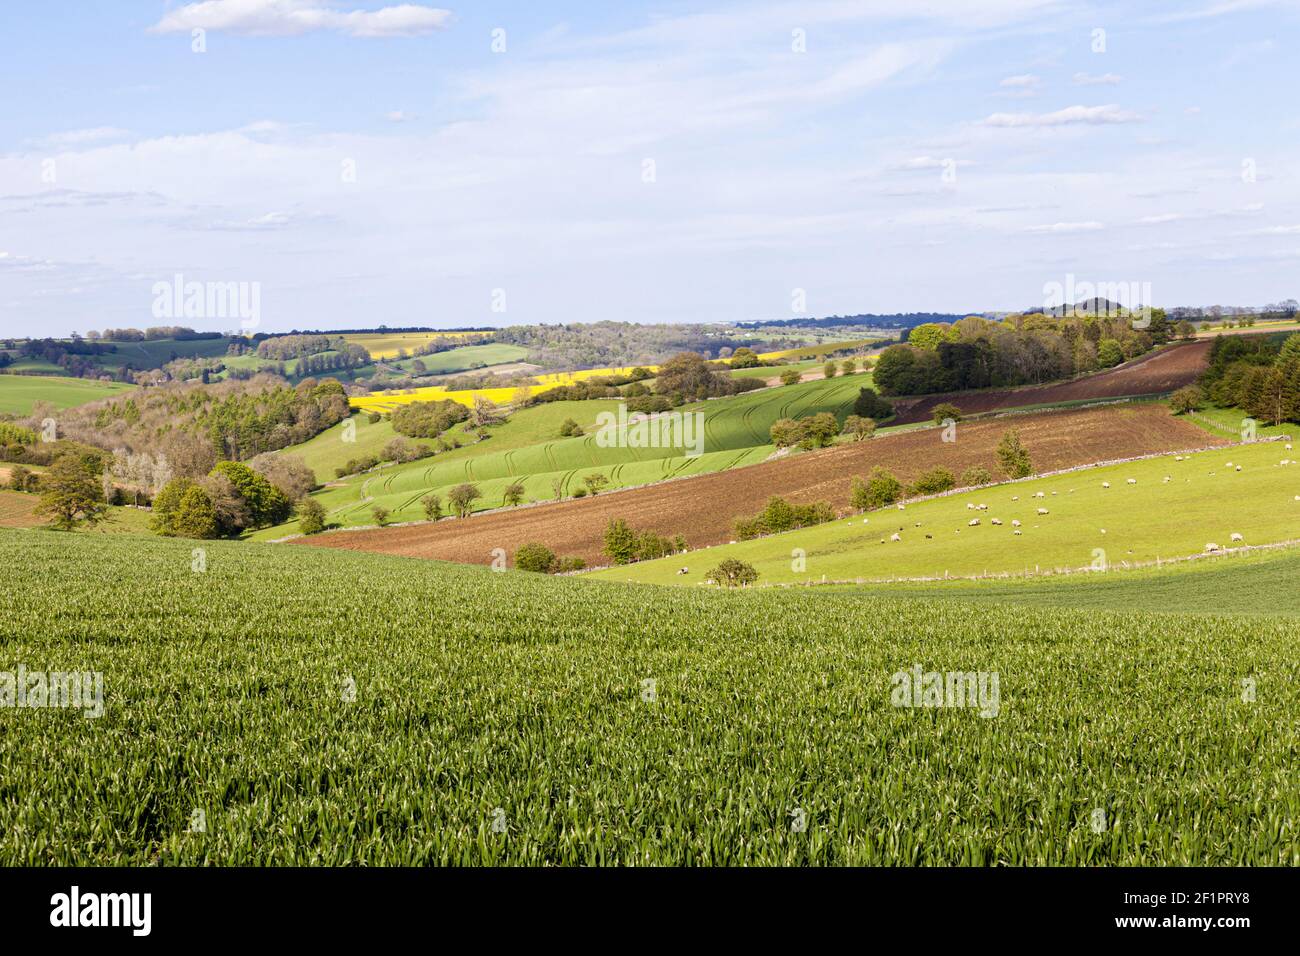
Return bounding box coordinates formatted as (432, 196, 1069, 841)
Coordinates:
(0, 529, 1295, 865)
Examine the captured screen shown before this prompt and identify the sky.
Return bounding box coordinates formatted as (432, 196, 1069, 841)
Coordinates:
(1, 0, 1299, 337)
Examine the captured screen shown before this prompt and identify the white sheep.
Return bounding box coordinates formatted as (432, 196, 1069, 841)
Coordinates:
(1226, 461, 1233, 468)
(1037, 507, 1049, 515)
(1205, 542, 1221, 553)
(890, 532, 901, 542)
(991, 518, 1003, 526)
(1126, 478, 1137, 485)
(978, 503, 988, 511)
(1102, 482, 1111, 489)
(1013, 529, 1022, 536)
(1235, 465, 1242, 472)
(1034, 492, 1045, 499)
(1011, 519, 1021, 527)
(968, 518, 980, 527)
(1011, 496, 1019, 501)
(1230, 532, 1243, 542)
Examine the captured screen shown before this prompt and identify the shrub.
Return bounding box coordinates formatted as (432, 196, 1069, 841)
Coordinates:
(823, 361, 838, 379)
(854, 467, 902, 511)
(172, 486, 220, 539)
(558, 418, 583, 437)
(604, 518, 683, 564)
(421, 494, 442, 521)
(779, 368, 802, 386)
(514, 543, 557, 574)
(707, 559, 758, 587)
(502, 482, 527, 507)
(582, 473, 608, 496)
(735, 497, 834, 539)
(853, 387, 893, 421)
(961, 466, 994, 487)
(931, 402, 963, 425)
(371, 507, 390, 526)
(910, 467, 956, 496)
(367, 412, 382, 424)
(997, 429, 1034, 479)
(841, 359, 856, 375)
(797, 412, 839, 449)
(841, 415, 876, 442)
(297, 497, 326, 535)
(769, 418, 803, 448)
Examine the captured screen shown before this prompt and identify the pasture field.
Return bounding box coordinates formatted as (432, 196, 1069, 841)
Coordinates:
(757, 338, 880, 361)
(0, 374, 133, 415)
(381, 343, 528, 375)
(1, 529, 1295, 865)
(827, 545, 1300, 617)
(588, 439, 1299, 587)
(1182, 404, 1294, 442)
(301, 372, 873, 530)
(279, 413, 400, 483)
(86, 337, 235, 370)
(0, 496, 154, 533)
(341, 332, 483, 359)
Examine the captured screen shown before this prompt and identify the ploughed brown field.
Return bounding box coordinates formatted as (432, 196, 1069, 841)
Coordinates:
(296, 402, 1225, 569)
(0, 490, 39, 529)
(887, 339, 1211, 425)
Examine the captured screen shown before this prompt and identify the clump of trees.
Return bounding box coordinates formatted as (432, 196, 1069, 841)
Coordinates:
(390, 399, 470, 440)
(769, 412, 839, 449)
(1198, 333, 1300, 425)
(707, 558, 758, 587)
(997, 429, 1034, 479)
(513, 543, 586, 574)
(151, 460, 298, 539)
(733, 496, 835, 540)
(603, 518, 686, 565)
(850, 467, 903, 511)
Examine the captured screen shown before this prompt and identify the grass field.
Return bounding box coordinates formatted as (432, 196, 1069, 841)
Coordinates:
(341, 332, 483, 360)
(278, 413, 400, 483)
(381, 343, 528, 375)
(588, 438, 1299, 586)
(86, 337, 235, 371)
(0, 494, 155, 533)
(1, 529, 1294, 865)
(0, 374, 133, 415)
(295, 371, 875, 530)
(758, 338, 879, 361)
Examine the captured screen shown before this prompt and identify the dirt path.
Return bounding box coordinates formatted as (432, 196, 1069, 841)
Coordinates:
(297, 402, 1222, 568)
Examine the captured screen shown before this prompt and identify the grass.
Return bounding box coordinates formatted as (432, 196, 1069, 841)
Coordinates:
(0, 374, 133, 416)
(85, 337, 235, 371)
(1, 528, 1295, 865)
(381, 343, 528, 375)
(757, 338, 879, 361)
(823, 545, 1300, 616)
(1181, 404, 1294, 441)
(284, 372, 875, 531)
(588, 438, 1299, 587)
(0, 494, 156, 533)
(275, 413, 400, 483)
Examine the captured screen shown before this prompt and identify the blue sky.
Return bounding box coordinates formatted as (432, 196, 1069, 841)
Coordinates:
(1, 0, 1298, 336)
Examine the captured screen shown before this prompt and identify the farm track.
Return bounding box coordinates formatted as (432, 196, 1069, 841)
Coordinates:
(887, 339, 1212, 425)
(298, 402, 1223, 568)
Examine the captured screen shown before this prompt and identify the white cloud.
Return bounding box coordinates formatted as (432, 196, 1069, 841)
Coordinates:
(1024, 221, 1104, 233)
(983, 104, 1142, 127)
(1072, 72, 1122, 86)
(149, 0, 453, 38)
(1000, 73, 1040, 88)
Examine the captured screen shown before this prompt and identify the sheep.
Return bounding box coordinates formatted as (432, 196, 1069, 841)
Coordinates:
(977, 503, 988, 511)
(1037, 507, 1049, 515)
(1011, 496, 1019, 501)
(1102, 482, 1111, 489)
(1011, 519, 1021, 527)
(890, 532, 901, 542)
(897, 503, 905, 510)
(1235, 465, 1242, 472)
(1226, 461, 1233, 468)
(1163, 475, 1171, 483)
(1287, 443, 1294, 450)
(1034, 492, 1045, 499)
(1126, 478, 1137, 485)
(677, 567, 690, 575)
(991, 518, 1003, 526)
(1100, 528, 1107, 535)
(1205, 542, 1221, 553)
(1013, 529, 1023, 536)
(1230, 532, 1244, 542)
(925, 534, 933, 539)
(967, 503, 975, 510)
(968, 518, 980, 527)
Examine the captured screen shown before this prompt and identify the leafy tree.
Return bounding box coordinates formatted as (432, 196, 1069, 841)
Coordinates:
(961, 466, 993, 486)
(210, 461, 291, 528)
(1096, 338, 1124, 368)
(840, 358, 856, 375)
(997, 429, 1034, 479)
(421, 494, 442, 520)
(582, 473, 609, 496)
(856, 466, 902, 510)
(35, 455, 108, 531)
(514, 543, 557, 573)
(841, 415, 875, 442)
(447, 483, 482, 518)
(770, 418, 804, 448)
(558, 418, 583, 437)
(907, 322, 956, 350)
(1169, 385, 1205, 415)
(707, 559, 758, 587)
(823, 361, 838, 379)
(173, 486, 220, 538)
(797, 412, 839, 449)
(852, 386, 893, 421)
(297, 497, 326, 535)
(503, 481, 527, 507)
(729, 347, 761, 369)
(779, 368, 802, 386)
(931, 402, 963, 425)
(603, 518, 638, 564)
(7, 464, 33, 493)
(371, 506, 390, 526)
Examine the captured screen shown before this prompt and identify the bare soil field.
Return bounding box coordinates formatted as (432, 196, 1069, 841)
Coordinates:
(887, 340, 1211, 425)
(297, 402, 1223, 568)
(0, 491, 39, 528)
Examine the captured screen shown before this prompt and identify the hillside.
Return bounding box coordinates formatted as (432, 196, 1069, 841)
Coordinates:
(0, 374, 133, 415)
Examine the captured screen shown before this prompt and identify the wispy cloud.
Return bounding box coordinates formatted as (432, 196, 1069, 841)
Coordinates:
(983, 104, 1142, 127)
(1072, 72, 1122, 86)
(149, 0, 453, 38)
(1024, 221, 1104, 233)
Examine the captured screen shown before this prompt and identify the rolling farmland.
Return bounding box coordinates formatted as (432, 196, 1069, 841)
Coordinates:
(298, 403, 1220, 565)
(0, 374, 133, 415)
(589, 438, 1299, 587)
(2, 529, 1295, 865)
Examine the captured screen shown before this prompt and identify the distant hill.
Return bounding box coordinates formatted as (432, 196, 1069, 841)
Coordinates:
(737, 312, 971, 331)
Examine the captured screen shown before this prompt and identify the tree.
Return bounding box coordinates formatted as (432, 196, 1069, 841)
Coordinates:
(558, 418, 583, 437)
(297, 497, 326, 535)
(421, 494, 442, 520)
(514, 543, 557, 573)
(503, 481, 526, 507)
(1097, 338, 1124, 368)
(707, 559, 758, 587)
(210, 461, 291, 528)
(931, 402, 963, 425)
(729, 347, 761, 369)
(249, 453, 315, 501)
(603, 518, 638, 565)
(653, 352, 730, 400)
(997, 429, 1033, 479)
(470, 395, 504, 428)
(853, 386, 893, 421)
(448, 483, 482, 518)
(797, 412, 839, 449)
(840, 358, 856, 375)
(1176, 319, 1196, 341)
(35, 455, 108, 531)
(961, 466, 993, 486)
(841, 415, 876, 441)
(823, 361, 838, 379)
(1169, 385, 1204, 415)
(173, 485, 220, 538)
(779, 368, 802, 386)
(582, 473, 608, 496)
(371, 506, 390, 526)
(770, 418, 804, 448)
(856, 467, 902, 510)
(7, 464, 33, 493)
